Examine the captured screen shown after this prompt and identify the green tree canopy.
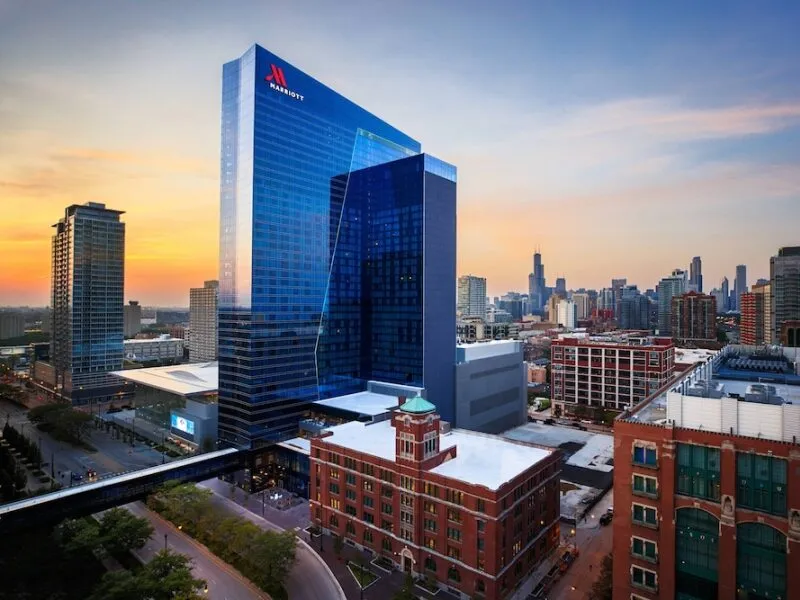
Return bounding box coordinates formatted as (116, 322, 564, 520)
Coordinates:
(55, 518, 102, 555)
(98, 507, 154, 555)
(88, 550, 206, 600)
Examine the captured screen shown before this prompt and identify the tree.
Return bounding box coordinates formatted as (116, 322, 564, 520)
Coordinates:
(88, 549, 206, 600)
(589, 552, 613, 600)
(29, 403, 92, 444)
(55, 518, 101, 555)
(249, 530, 296, 592)
(393, 573, 416, 600)
(98, 507, 154, 555)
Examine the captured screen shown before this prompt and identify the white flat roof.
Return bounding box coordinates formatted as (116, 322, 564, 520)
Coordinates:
(112, 362, 218, 396)
(457, 339, 521, 361)
(318, 420, 552, 491)
(277, 437, 311, 456)
(313, 391, 400, 417)
(503, 422, 614, 472)
(675, 348, 717, 364)
(124, 336, 183, 344)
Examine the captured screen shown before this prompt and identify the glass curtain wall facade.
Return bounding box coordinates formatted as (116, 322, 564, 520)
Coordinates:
(219, 45, 455, 447)
(318, 154, 456, 419)
(51, 203, 126, 405)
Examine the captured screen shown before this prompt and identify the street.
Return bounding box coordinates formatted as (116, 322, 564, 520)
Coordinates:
(1, 397, 171, 491)
(126, 501, 266, 600)
(549, 490, 614, 599)
(200, 479, 346, 600)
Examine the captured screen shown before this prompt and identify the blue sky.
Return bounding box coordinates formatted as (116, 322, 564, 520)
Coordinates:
(1, 0, 798, 304)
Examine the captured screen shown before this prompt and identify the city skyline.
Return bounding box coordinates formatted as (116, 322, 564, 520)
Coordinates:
(2, 1, 799, 305)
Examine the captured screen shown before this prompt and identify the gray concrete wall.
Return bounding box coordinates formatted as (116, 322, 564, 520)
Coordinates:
(455, 350, 526, 434)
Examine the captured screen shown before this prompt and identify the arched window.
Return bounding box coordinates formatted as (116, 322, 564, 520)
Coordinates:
(447, 567, 460, 582)
(737, 523, 786, 600)
(675, 508, 719, 600)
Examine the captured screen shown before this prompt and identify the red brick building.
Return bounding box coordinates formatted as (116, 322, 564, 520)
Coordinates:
(550, 334, 674, 416)
(309, 394, 561, 600)
(670, 292, 717, 343)
(613, 351, 800, 600)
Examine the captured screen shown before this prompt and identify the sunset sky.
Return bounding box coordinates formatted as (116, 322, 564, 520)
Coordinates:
(2, 0, 799, 306)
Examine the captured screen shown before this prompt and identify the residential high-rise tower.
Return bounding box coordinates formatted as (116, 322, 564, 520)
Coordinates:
(189, 280, 218, 362)
(670, 292, 717, 343)
(457, 275, 487, 319)
(50, 202, 126, 405)
(657, 269, 687, 335)
(770, 246, 800, 343)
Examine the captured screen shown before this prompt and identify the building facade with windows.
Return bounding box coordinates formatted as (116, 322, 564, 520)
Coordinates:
(310, 395, 561, 600)
(189, 280, 218, 362)
(458, 275, 487, 319)
(657, 270, 687, 336)
(49, 202, 129, 405)
(218, 45, 456, 448)
(612, 348, 800, 600)
(670, 292, 716, 343)
(771, 246, 800, 343)
(550, 334, 675, 416)
(123, 300, 142, 338)
(740, 284, 771, 345)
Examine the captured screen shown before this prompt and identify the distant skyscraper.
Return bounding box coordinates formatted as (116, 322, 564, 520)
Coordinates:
(657, 269, 687, 335)
(611, 278, 627, 318)
(189, 280, 218, 362)
(218, 45, 456, 446)
(528, 251, 546, 311)
(555, 277, 567, 296)
(770, 246, 800, 342)
(51, 202, 126, 405)
(458, 275, 487, 319)
(689, 256, 703, 293)
(734, 264, 747, 311)
(571, 292, 590, 320)
(556, 299, 577, 329)
(710, 288, 726, 315)
(671, 292, 716, 342)
(123, 300, 142, 338)
(598, 288, 615, 312)
(721, 276, 730, 311)
(618, 286, 650, 330)
(741, 282, 771, 345)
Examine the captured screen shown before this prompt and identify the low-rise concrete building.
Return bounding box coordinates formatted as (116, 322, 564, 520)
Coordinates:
(455, 340, 526, 434)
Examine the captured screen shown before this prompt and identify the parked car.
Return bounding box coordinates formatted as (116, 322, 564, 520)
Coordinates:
(543, 418, 556, 425)
(599, 508, 614, 526)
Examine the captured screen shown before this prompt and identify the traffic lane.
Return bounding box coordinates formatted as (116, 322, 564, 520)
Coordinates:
(126, 502, 265, 600)
(199, 484, 345, 600)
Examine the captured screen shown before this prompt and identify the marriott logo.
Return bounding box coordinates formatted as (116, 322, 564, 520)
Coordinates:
(265, 64, 304, 102)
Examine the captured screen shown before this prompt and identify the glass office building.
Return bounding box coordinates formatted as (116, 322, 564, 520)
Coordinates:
(219, 45, 456, 448)
(51, 202, 128, 405)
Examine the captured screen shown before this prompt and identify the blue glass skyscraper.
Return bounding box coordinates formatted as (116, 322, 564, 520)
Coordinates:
(219, 45, 456, 448)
